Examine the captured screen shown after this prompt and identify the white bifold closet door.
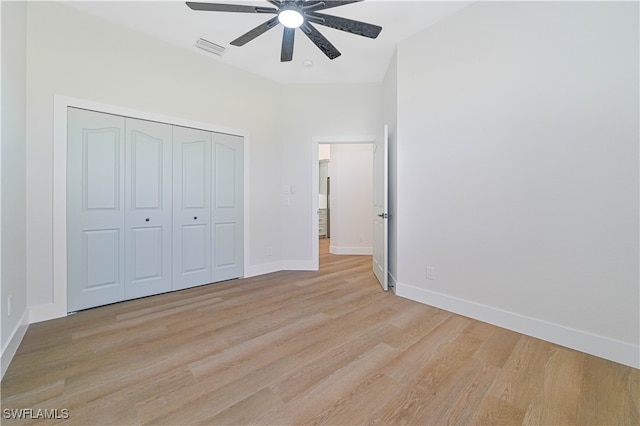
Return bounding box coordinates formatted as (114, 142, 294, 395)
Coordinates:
(67, 108, 126, 311)
(172, 127, 244, 290)
(68, 109, 172, 311)
(124, 118, 173, 300)
(211, 132, 244, 282)
(172, 126, 212, 290)
(68, 108, 243, 312)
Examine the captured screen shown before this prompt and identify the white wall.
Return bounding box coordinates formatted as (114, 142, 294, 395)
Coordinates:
(395, 1, 639, 367)
(25, 2, 283, 313)
(280, 84, 382, 267)
(328, 144, 373, 255)
(1, 0, 29, 377)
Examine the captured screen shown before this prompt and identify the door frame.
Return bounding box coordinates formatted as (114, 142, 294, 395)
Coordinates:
(42, 95, 250, 321)
(311, 135, 376, 271)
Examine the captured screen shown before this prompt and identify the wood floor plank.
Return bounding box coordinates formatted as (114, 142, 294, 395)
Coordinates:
(280, 342, 398, 425)
(382, 315, 470, 384)
(577, 354, 640, 425)
(380, 303, 452, 351)
(372, 322, 488, 425)
(522, 346, 584, 425)
(435, 360, 501, 426)
(470, 395, 526, 426)
(414, 358, 498, 425)
(203, 387, 284, 426)
(473, 326, 522, 368)
(485, 335, 556, 409)
(0, 378, 66, 409)
(2, 239, 638, 425)
(269, 321, 399, 403)
(306, 372, 398, 425)
(187, 313, 329, 377)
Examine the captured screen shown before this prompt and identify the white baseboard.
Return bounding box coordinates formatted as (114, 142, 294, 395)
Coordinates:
(329, 246, 373, 255)
(244, 261, 283, 278)
(282, 260, 316, 271)
(29, 301, 67, 323)
(245, 260, 316, 279)
(396, 282, 640, 369)
(1, 308, 29, 379)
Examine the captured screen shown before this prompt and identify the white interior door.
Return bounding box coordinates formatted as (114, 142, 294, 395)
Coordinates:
(172, 126, 212, 290)
(372, 125, 389, 290)
(211, 133, 244, 282)
(124, 118, 172, 299)
(67, 108, 126, 311)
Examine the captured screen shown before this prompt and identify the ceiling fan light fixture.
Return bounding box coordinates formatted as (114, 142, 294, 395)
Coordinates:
(278, 8, 304, 28)
(186, 1, 382, 62)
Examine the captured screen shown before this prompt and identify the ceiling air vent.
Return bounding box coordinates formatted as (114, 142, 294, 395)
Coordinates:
(196, 38, 226, 56)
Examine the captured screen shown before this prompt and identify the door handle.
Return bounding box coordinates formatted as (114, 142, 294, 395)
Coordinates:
(377, 213, 388, 219)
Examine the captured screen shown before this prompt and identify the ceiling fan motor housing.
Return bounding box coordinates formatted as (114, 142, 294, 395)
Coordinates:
(278, 5, 304, 28)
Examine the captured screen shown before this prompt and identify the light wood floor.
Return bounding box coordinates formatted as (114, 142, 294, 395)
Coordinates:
(2, 238, 639, 425)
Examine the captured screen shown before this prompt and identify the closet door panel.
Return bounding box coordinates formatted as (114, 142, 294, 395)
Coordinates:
(130, 226, 164, 280)
(124, 118, 173, 299)
(83, 229, 121, 289)
(84, 133, 119, 209)
(214, 223, 236, 266)
(67, 108, 126, 312)
(182, 224, 208, 272)
(173, 126, 212, 290)
(182, 142, 207, 208)
(211, 133, 244, 282)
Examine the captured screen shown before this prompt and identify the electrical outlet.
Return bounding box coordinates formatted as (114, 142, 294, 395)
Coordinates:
(7, 295, 12, 316)
(426, 266, 435, 280)
(267, 246, 273, 257)
(359, 234, 364, 242)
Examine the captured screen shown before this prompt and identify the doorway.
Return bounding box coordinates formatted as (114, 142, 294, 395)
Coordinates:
(318, 143, 374, 259)
(311, 135, 376, 271)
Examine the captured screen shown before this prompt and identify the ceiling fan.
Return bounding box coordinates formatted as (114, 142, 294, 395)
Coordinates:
(186, 0, 382, 62)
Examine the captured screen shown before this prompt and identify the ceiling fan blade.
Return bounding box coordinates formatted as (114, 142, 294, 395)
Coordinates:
(186, 2, 277, 14)
(301, 1, 363, 11)
(300, 22, 341, 60)
(281, 27, 295, 62)
(300, 2, 327, 12)
(230, 16, 280, 46)
(307, 12, 381, 39)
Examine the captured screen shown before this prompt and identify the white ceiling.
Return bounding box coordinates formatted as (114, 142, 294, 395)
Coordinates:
(65, 1, 471, 85)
